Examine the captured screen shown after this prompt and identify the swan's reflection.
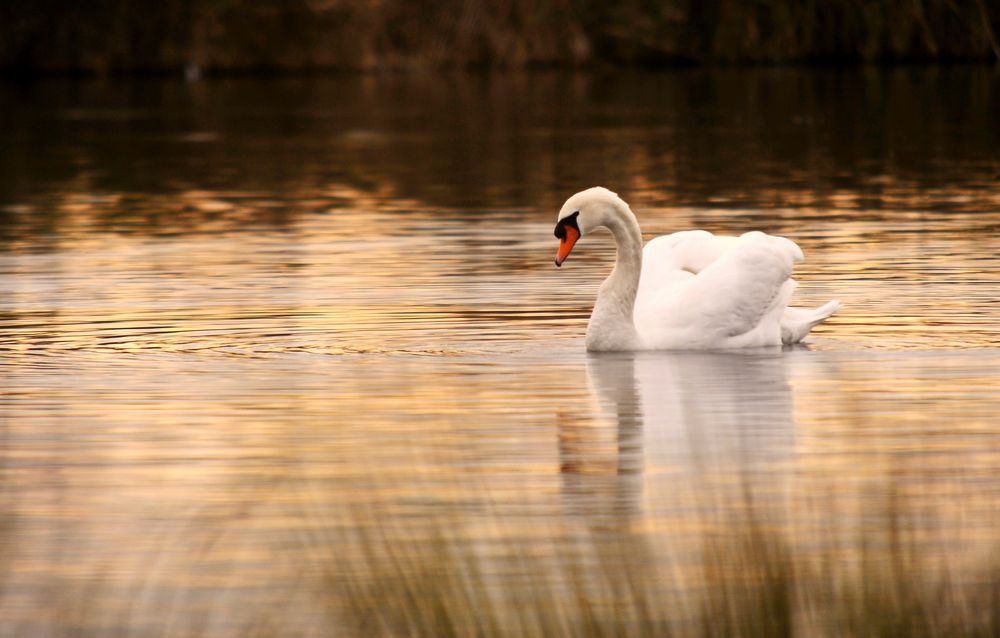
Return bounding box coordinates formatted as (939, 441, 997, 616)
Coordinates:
(560, 349, 797, 519)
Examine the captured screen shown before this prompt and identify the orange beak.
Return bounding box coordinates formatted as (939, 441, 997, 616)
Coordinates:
(554, 225, 580, 267)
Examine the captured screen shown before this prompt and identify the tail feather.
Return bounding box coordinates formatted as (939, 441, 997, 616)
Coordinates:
(781, 300, 841, 345)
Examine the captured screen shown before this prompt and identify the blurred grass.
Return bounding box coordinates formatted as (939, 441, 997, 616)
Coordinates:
(305, 495, 1000, 637)
(3, 478, 999, 636)
(2, 0, 998, 74)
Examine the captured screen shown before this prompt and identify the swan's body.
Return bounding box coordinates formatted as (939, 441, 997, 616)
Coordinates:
(554, 187, 840, 351)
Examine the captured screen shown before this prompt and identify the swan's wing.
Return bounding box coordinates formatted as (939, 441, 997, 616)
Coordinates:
(636, 230, 736, 302)
(640, 230, 736, 276)
(635, 231, 803, 348)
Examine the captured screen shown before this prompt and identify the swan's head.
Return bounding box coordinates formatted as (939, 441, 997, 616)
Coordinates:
(553, 187, 629, 267)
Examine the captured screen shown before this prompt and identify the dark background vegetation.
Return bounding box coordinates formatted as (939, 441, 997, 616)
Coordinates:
(2, 0, 999, 75)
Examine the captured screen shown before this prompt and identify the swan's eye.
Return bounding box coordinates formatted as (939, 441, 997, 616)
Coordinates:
(554, 211, 580, 239)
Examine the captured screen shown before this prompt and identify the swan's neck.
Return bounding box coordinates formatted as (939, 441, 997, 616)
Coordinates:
(586, 208, 643, 351)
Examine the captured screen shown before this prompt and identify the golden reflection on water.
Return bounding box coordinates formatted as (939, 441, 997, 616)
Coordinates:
(2, 199, 999, 634)
(1, 70, 1000, 635)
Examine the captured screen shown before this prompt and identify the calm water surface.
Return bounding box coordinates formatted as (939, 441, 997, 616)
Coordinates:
(1, 69, 999, 636)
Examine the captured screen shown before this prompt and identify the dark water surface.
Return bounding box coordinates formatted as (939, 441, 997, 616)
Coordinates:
(1, 69, 999, 636)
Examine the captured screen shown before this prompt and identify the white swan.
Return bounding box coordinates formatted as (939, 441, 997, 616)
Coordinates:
(553, 187, 841, 351)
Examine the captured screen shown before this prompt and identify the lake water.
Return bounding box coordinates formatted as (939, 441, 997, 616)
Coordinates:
(1, 69, 999, 636)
